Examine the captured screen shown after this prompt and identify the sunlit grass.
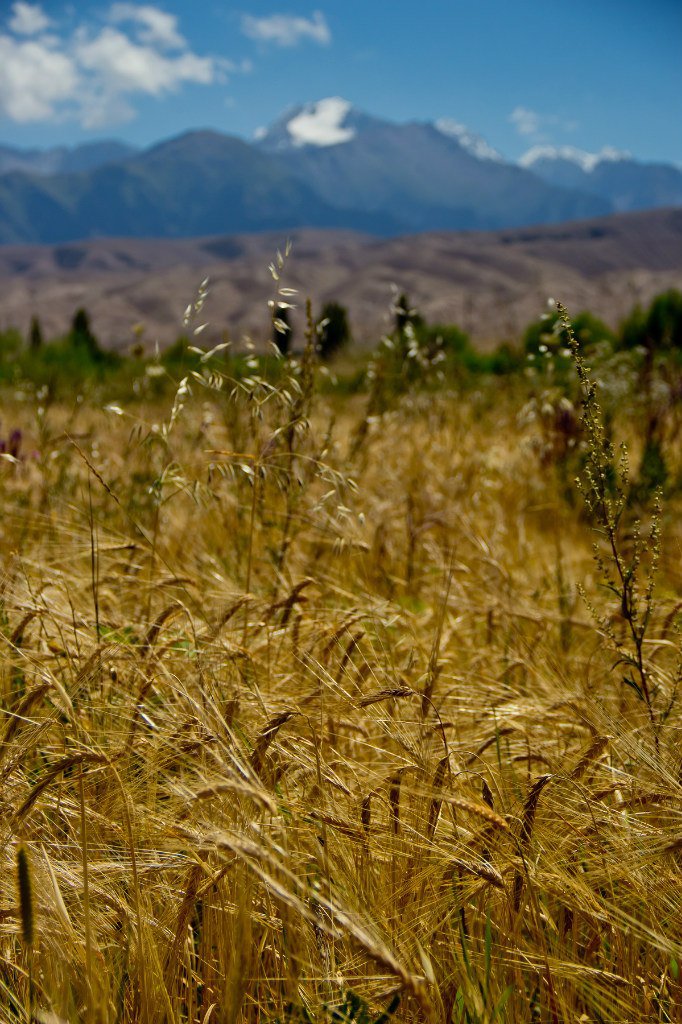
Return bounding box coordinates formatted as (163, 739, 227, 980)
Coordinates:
(1, 317, 682, 1024)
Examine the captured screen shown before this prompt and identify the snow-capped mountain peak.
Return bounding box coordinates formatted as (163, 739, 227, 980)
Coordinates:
(519, 144, 630, 173)
(435, 119, 502, 162)
(287, 97, 356, 147)
(256, 97, 357, 150)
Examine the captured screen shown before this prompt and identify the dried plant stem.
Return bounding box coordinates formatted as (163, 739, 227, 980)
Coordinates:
(79, 764, 94, 1015)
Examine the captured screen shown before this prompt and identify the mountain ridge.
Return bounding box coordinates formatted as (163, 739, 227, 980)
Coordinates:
(0, 100, 679, 245)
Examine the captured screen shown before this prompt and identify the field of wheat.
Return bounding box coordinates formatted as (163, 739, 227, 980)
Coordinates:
(1, 304, 681, 1024)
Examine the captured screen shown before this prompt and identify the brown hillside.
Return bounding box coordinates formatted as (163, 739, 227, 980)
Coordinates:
(0, 208, 680, 351)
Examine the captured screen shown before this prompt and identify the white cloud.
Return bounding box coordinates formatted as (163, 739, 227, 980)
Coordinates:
(0, 4, 234, 128)
(8, 2, 51, 36)
(0, 35, 78, 121)
(241, 10, 330, 47)
(108, 3, 185, 50)
(509, 106, 541, 137)
(75, 27, 214, 96)
(509, 105, 579, 143)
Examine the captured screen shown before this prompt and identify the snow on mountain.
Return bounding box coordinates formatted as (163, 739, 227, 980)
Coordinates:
(520, 145, 682, 213)
(435, 119, 502, 162)
(287, 97, 357, 147)
(255, 97, 357, 150)
(519, 145, 630, 172)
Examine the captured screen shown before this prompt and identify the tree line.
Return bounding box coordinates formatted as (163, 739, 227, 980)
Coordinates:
(0, 289, 680, 393)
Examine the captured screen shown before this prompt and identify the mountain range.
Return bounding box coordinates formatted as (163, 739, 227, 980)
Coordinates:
(0, 99, 680, 245)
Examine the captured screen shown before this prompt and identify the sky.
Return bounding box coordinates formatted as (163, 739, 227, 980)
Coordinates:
(0, 0, 680, 165)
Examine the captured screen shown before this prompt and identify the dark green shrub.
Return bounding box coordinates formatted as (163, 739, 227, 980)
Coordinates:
(28, 316, 43, 351)
(523, 310, 614, 356)
(619, 289, 682, 353)
(482, 341, 525, 375)
(69, 307, 104, 362)
(0, 326, 22, 355)
(317, 301, 351, 359)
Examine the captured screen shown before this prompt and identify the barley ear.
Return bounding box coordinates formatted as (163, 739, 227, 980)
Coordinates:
(17, 844, 35, 949)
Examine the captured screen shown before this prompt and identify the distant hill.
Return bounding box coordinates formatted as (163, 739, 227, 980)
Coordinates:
(521, 146, 682, 212)
(0, 131, 387, 245)
(1, 208, 680, 350)
(0, 140, 138, 177)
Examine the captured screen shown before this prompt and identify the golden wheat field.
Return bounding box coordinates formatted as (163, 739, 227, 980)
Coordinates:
(2, 310, 682, 1024)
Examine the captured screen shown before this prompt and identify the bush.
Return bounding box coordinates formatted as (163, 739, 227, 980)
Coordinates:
(523, 310, 614, 356)
(619, 289, 682, 353)
(28, 316, 43, 352)
(0, 327, 23, 364)
(69, 307, 103, 362)
(317, 301, 351, 360)
(414, 322, 476, 369)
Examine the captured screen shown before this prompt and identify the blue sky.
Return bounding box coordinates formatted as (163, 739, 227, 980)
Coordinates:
(0, 0, 680, 165)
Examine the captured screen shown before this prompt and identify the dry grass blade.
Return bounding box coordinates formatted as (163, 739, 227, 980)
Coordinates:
(308, 810, 365, 841)
(193, 779, 277, 813)
(13, 753, 110, 824)
(358, 687, 413, 707)
(569, 735, 611, 780)
(446, 857, 506, 890)
(9, 610, 40, 647)
(388, 768, 405, 836)
(211, 831, 427, 1003)
(441, 794, 510, 832)
(361, 792, 373, 834)
(513, 773, 553, 911)
(265, 577, 315, 624)
(250, 710, 297, 775)
(142, 602, 186, 655)
(0, 682, 51, 755)
(464, 726, 517, 766)
(335, 630, 366, 683)
(518, 773, 553, 846)
(426, 755, 450, 841)
(164, 862, 204, 992)
(321, 614, 364, 663)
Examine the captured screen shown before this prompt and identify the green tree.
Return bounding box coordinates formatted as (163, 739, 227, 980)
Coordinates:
(70, 307, 102, 362)
(28, 315, 43, 352)
(620, 289, 682, 353)
(317, 301, 351, 359)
